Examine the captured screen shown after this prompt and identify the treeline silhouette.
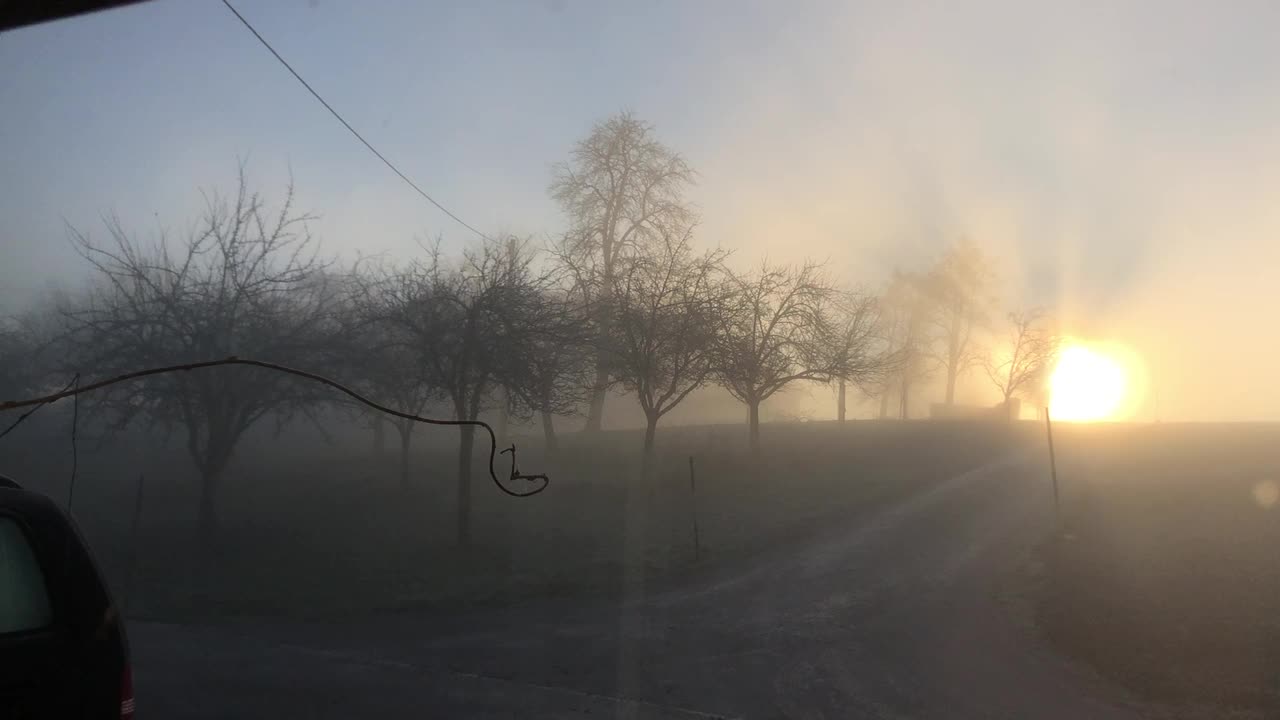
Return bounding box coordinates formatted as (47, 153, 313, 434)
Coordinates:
(0, 112, 1051, 548)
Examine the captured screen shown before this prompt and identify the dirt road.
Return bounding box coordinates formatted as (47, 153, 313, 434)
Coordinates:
(130, 452, 1142, 718)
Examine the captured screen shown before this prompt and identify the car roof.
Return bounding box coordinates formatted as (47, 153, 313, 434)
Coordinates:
(0, 479, 121, 639)
(0, 482, 69, 528)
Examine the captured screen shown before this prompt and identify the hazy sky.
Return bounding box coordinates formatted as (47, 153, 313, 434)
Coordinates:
(4, 0, 1280, 419)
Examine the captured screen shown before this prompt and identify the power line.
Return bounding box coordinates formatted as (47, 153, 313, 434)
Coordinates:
(219, 0, 490, 242)
(0, 374, 77, 442)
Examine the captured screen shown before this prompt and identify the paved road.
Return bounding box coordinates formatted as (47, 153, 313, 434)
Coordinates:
(130, 452, 1144, 718)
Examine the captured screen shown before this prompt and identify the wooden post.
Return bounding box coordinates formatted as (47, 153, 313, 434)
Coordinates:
(1045, 406, 1060, 522)
(688, 456, 701, 562)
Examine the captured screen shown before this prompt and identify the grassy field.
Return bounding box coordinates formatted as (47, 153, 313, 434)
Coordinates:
(0, 417, 1026, 621)
(1037, 423, 1280, 717)
(13, 412, 1278, 713)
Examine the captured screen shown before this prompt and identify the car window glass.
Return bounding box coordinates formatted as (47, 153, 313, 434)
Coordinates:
(0, 517, 53, 634)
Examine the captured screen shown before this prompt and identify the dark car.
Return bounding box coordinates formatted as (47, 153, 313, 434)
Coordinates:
(0, 476, 133, 719)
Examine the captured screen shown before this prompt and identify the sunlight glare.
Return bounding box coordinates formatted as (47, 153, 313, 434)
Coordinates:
(1050, 345, 1128, 422)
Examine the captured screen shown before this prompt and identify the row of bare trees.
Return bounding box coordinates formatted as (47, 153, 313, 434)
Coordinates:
(2, 173, 894, 546)
(545, 112, 1059, 431)
(548, 113, 900, 444)
(868, 240, 1060, 420)
(0, 112, 1059, 549)
(342, 239, 590, 545)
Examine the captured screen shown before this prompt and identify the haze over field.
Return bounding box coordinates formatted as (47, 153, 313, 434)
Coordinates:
(9, 6, 1280, 718)
(4, 0, 1280, 420)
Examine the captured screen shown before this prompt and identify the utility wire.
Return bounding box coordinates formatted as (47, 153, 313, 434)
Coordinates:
(0, 357, 549, 497)
(219, 0, 491, 242)
(0, 374, 78, 442)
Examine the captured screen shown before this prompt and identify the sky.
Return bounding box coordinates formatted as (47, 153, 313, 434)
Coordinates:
(3, 0, 1280, 420)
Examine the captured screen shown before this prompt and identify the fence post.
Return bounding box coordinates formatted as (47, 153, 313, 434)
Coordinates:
(688, 456, 701, 562)
(1044, 407, 1060, 523)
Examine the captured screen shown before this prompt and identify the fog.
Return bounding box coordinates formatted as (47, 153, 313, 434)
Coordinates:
(10, 6, 1280, 717)
(5, 0, 1280, 421)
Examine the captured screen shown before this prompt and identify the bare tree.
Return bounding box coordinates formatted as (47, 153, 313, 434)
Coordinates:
(604, 230, 726, 468)
(880, 271, 933, 419)
(924, 238, 995, 405)
(362, 237, 544, 545)
(60, 169, 332, 544)
(335, 272, 440, 490)
(377, 353, 437, 487)
(831, 291, 899, 423)
(1, 293, 81, 402)
(500, 287, 593, 452)
(713, 260, 849, 451)
(550, 111, 696, 433)
(984, 309, 1059, 418)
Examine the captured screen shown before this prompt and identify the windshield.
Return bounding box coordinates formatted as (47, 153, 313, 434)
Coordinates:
(2, 2, 1276, 717)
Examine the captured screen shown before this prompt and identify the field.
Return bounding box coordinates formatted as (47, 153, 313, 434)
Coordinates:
(0, 416, 1027, 621)
(8, 413, 1280, 717)
(1038, 423, 1280, 717)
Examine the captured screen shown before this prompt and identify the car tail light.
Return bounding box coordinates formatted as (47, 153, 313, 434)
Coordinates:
(120, 665, 135, 719)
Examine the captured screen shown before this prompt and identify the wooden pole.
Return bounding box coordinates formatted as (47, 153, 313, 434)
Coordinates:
(688, 456, 701, 562)
(1044, 406, 1060, 522)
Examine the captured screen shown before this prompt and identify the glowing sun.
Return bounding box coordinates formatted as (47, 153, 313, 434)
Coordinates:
(1050, 344, 1128, 422)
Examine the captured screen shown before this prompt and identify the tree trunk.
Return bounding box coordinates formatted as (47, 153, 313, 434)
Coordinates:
(878, 386, 890, 419)
(583, 367, 608, 433)
(397, 421, 414, 491)
(945, 321, 962, 405)
(495, 388, 509, 443)
(900, 379, 911, 419)
(541, 410, 558, 451)
(837, 380, 847, 424)
(584, 276, 613, 433)
(190, 414, 233, 559)
(1003, 394, 1017, 422)
(748, 400, 761, 453)
(371, 414, 386, 453)
(196, 460, 226, 550)
(456, 424, 474, 547)
(641, 412, 658, 476)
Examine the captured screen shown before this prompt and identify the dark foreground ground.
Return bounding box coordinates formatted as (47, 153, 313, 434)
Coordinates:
(6, 419, 1277, 716)
(1, 419, 1028, 620)
(1041, 423, 1280, 719)
(130, 448, 1142, 718)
